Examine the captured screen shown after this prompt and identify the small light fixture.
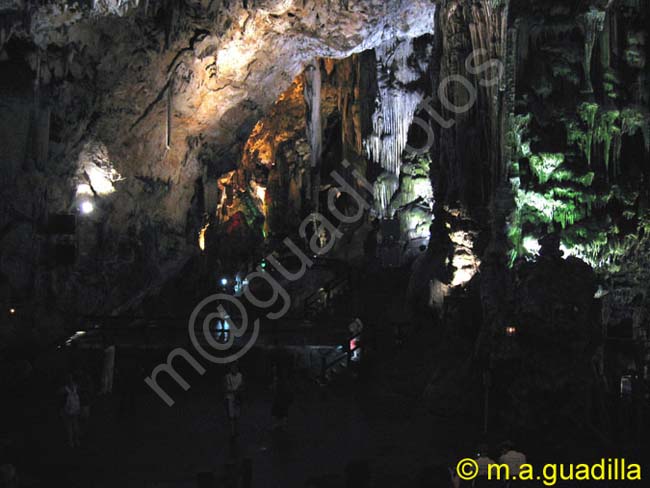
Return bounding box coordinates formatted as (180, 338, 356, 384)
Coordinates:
(220, 278, 228, 286)
(9, 308, 16, 315)
(80, 201, 94, 214)
(505, 326, 517, 337)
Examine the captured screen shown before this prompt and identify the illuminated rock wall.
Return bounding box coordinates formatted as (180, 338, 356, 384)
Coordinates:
(0, 0, 437, 334)
(506, 0, 649, 338)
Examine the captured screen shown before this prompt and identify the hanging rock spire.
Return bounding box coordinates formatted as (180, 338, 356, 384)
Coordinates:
(364, 38, 431, 176)
(304, 61, 322, 172)
(578, 6, 606, 93)
(303, 60, 322, 206)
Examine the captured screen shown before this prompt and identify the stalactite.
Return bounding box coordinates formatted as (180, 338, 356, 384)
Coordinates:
(34, 50, 41, 93)
(93, 0, 143, 16)
(337, 56, 361, 161)
(337, 58, 352, 157)
(163, 0, 176, 49)
(35, 105, 50, 169)
(364, 39, 425, 177)
(25, 49, 48, 169)
(600, 12, 611, 71)
(498, 2, 509, 93)
(503, 24, 519, 183)
(593, 110, 620, 180)
(612, 129, 622, 179)
(373, 172, 399, 219)
(303, 60, 322, 207)
(514, 17, 529, 82)
(467, 0, 509, 191)
(643, 124, 650, 153)
(355, 67, 369, 158)
(578, 7, 606, 93)
(166, 81, 172, 149)
(574, 102, 598, 167)
(336, 53, 374, 164)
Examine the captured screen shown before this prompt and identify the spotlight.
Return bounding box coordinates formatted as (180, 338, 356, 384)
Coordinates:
(220, 278, 228, 286)
(9, 308, 16, 315)
(505, 326, 517, 337)
(80, 201, 94, 214)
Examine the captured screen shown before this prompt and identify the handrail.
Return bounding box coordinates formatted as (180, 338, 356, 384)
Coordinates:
(304, 275, 349, 314)
(62, 316, 357, 352)
(319, 331, 362, 382)
(67, 323, 350, 335)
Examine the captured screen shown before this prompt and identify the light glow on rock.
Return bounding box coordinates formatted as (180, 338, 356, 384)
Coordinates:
(86, 165, 117, 195)
(217, 37, 256, 79)
(78, 142, 123, 196)
(401, 208, 431, 240)
(523, 236, 541, 256)
(451, 267, 476, 288)
(198, 223, 209, 251)
(76, 183, 93, 196)
(252, 181, 266, 205)
(450, 230, 480, 288)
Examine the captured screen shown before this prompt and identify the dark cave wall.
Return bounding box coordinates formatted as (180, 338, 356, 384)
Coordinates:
(426, 0, 649, 354)
(416, 0, 649, 433)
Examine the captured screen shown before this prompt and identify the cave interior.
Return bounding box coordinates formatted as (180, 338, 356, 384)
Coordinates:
(0, 0, 649, 486)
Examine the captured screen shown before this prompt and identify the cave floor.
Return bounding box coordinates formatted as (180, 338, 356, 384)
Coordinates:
(7, 345, 469, 488)
(3, 266, 476, 487)
(0, 266, 472, 487)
